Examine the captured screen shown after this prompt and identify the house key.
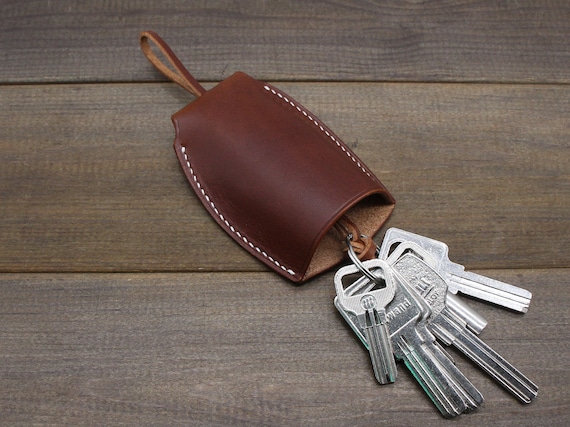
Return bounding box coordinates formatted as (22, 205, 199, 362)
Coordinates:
(334, 259, 398, 384)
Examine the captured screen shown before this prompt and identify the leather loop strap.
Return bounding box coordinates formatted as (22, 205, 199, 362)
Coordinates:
(140, 30, 206, 98)
(335, 215, 378, 261)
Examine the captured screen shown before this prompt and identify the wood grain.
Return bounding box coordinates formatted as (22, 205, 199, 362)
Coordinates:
(1, 82, 568, 272)
(1, 2, 568, 425)
(0, 270, 567, 426)
(0, 0, 569, 83)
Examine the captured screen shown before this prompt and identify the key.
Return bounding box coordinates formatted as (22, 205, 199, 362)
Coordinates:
(388, 245, 539, 404)
(378, 228, 532, 313)
(445, 292, 488, 335)
(336, 275, 483, 414)
(336, 260, 483, 417)
(378, 230, 487, 334)
(336, 310, 483, 416)
(334, 259, 398, 384)
(380, 239, 487, 334)
(394, 276, 484, 414)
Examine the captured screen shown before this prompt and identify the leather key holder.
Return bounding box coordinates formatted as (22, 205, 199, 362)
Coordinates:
(140, 31, 395, 282)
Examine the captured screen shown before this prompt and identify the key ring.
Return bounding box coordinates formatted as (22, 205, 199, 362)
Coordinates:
(345, 234, 383, 285)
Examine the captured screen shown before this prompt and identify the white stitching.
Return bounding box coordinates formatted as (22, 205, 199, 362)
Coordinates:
(180, 148, 297, 277)
(263, 84, 372, 177)
(177, 84, 373, 279)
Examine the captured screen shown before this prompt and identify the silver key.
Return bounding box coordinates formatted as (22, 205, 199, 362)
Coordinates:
(382, 240, 487, 334)
(338, 267, 484, 413)
(336, 262, 483, 417)
(398, 271, 484, 414)
(335, 259, 397, 384)
(389, 247, 539, 404)
(379, 228, 532, 313)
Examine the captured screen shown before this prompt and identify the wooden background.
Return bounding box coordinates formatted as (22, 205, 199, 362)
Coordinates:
(1, 1, 568, 425)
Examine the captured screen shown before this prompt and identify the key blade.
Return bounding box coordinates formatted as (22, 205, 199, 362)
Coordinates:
(397, 337, 467, 418)
(362, 308, 398, 384)
(428, 340, 484, 412)
(334, 261, 398, 386)
(446, 267, 532, 313)
(335, 299, 399, 383)
(445, 292, 488, 334)
(432, 309, 539, 404)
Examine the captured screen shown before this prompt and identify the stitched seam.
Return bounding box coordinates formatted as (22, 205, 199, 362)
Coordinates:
(180, 146, 297, 278)
(263, 85, 372, 178)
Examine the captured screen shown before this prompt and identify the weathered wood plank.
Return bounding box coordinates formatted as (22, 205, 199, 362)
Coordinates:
(1, 0, 569, 83)
(0, 270, 567, 426)
(1, 82, 568, 272)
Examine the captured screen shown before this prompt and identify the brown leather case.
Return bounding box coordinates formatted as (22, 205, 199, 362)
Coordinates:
(141, 31, 395, 282)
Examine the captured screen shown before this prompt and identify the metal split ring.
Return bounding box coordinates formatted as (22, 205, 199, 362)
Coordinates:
(345, 234, 382, 285)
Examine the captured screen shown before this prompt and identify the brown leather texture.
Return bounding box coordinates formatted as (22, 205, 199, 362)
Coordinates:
(172, 72, 395, 282)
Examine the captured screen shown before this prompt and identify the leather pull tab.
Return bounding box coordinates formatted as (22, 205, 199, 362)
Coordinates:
(140, 30, 206, 98)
